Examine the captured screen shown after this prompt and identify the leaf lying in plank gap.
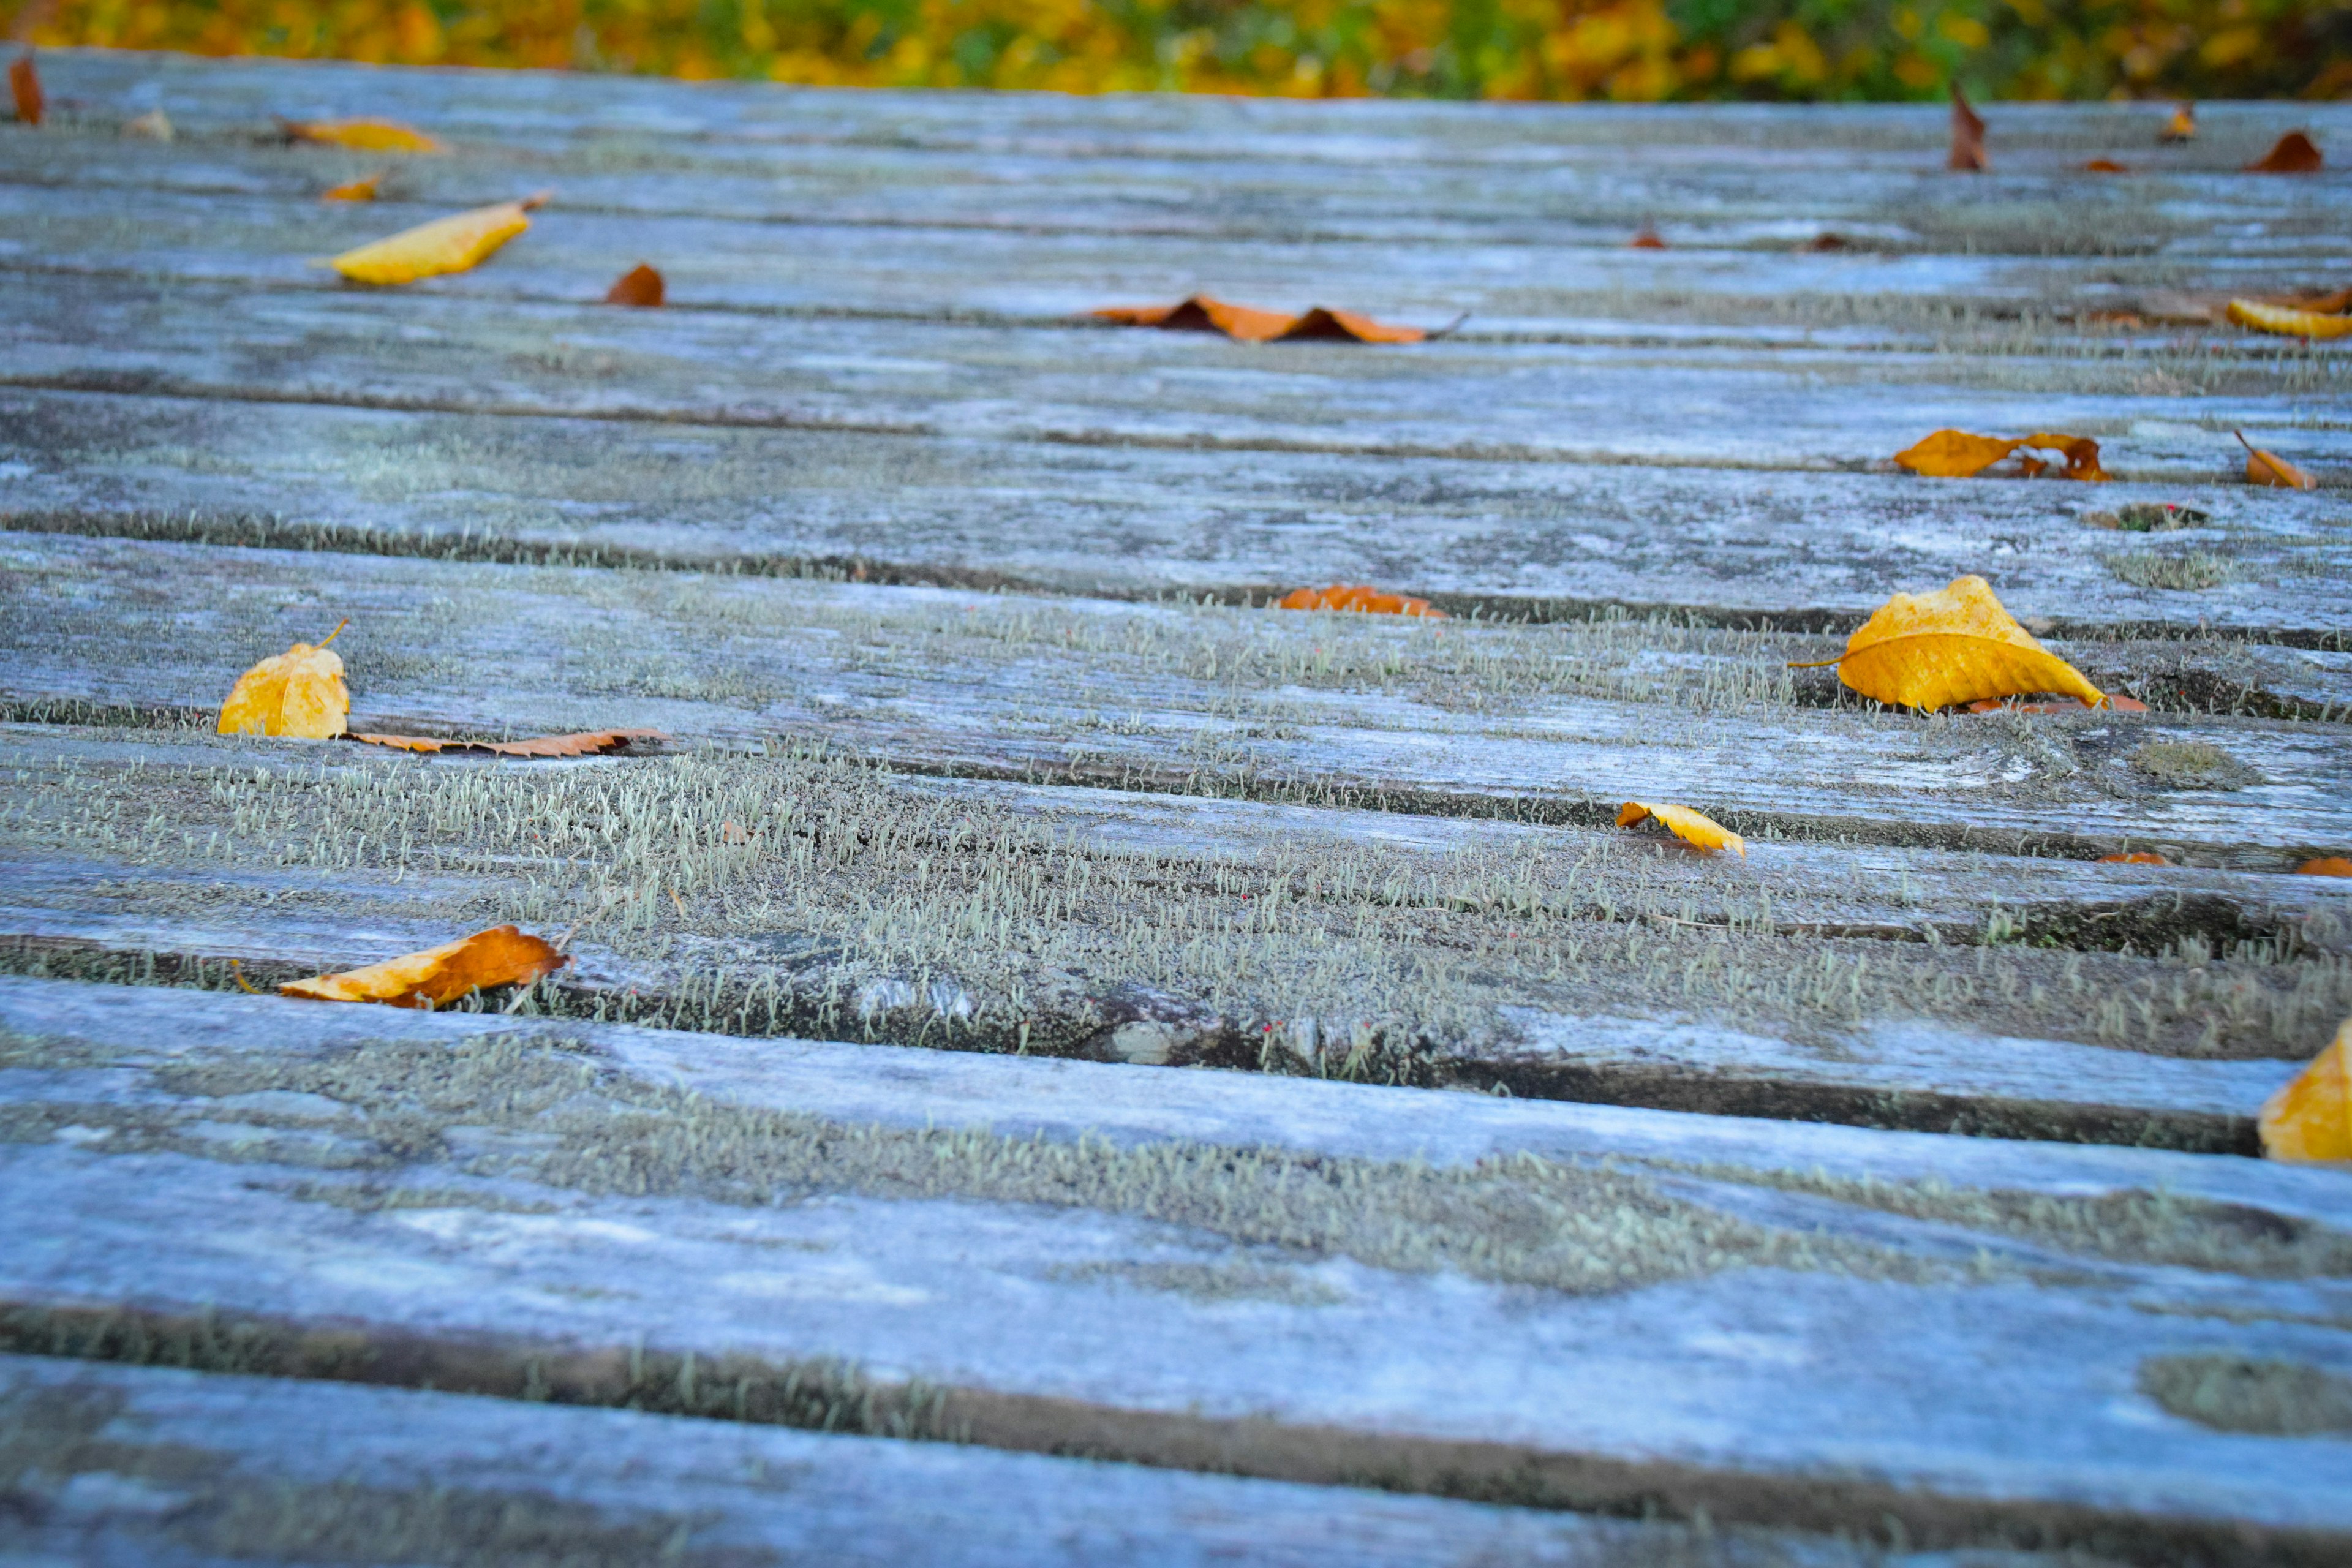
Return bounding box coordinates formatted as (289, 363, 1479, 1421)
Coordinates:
(1629, 225, 1666, 249)
(2299, 858, 2352, 878)
(279, 116, 445, 153)
(8, 53, 39, 127)
(2227, 299, 2352, 341)
(1095, 295, 1424, 344)
(2162, 103, 2196, 143)
(1803, 232, 1852, 252)
(327, 193, 548, 285)
(321, 172, 383, 203)
(1948, 82, 1987, 172)
(2245, 130, 2323, 173)
(2237, 430, 2318, 491)
(218, 622, 350, 739)
(1618, 802, 1744, 858)
(2084, 159, 2128, 173)
(1276, 584, 1446, 617)
(1798, 575, 2108, 713)
(605, 263, 665, 306)
(349, 728, 668, 758)
(2259, 1019, 2350, 1163)
(2099, 851, 2171, 865)
(281, 924, 565, 1008)
(1894, 429, 2109, 483)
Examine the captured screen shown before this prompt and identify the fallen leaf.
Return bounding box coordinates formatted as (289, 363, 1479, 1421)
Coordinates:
(2082, 502, 2209, 532)
(605, 262, 665, 307)
(279, 116, 445, 153)
(280, 924, 565, 1008)
(2084, 158, 2128, 173)
(1798, 575, 2108, 712)
(2299, 857, 2352, 877)
(1095, 295, 1424, 344)
(1618, 801, 1745, 858)
(1948, 83, 1987, 172)
(2098, 851, 2170, 864)
(1803, 232, 1852, 252)
(1968, 695, 2146, 714)
(9, 52, 39, 127)
(1276, 583, 1446, 617)
(2258, 1018, 2350, 1163)
(1894, 429, 2109, 483)
(2236, 430, 2318, 491)
(123, 107, 173, 141)
(1629, 225, 1666, 249)
(2162, 103, 2195, 143)
(2245, 130, 2322, 173)
(217, 621, 350, 739)
(321, 172, 383, 203)
(2226, 298, 2352, 341)
(328, 194, 546, 285)
(349, 728, 668, 758)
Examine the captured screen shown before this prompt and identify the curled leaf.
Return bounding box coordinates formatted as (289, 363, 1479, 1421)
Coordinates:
(2161, 103, 2195, 143)
(123, 108, 173, 142)
(2245, 131, 2322, 173)
(281, 116, 445, 153)
(329, 194, 545, 285)
(2299, 858, 2352, 878)
(281, 924, 565, 1008)
(1948, 83, 1987, 172)
(1618, 802, 1744, 858)
(605, 263, 665, 307)
(2098, 851, 2171, 865)
(9, 52, 39, 127)
(2226, 299, 2352, 341)
(350, 728, 668, 758)
(1894, 429, 2109, 483)
(1277, 584, 1445, 617)
(2237, 431, 2317, 491)
(2258, 1019, 2350, 1163)
(1095, 295, 1424, 344)
(218, 623, 350, 739)
(321, 172, 383, 203)
(1803, 575, 2106, 713)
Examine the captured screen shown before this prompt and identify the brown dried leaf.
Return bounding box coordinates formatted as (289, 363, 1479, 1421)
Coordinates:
(2084, 158, 2128, 173)
(349, 728, 669, 758)
(1948, 83, 1987, 172)
(605, 263, 665, 307)
(123, 107, 173, 142)
(280, 924, 565, 1008)
(2098, 851, 2171, 865)
(9, 52, 40, 127)
(2245, 131, 2323, 173)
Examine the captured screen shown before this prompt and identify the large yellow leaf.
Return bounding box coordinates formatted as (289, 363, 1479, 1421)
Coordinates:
(1618, 801, 1744, 858)
(280, 116, 445, 153)
(329, 194, 546, 285)
(1817, 576, 2106, 712)
(281, 925, 566, 1008)
(1893, 429, 2109, 483)
(2260, 1019, 2351, 1163)
(217, 624, 350, 739)
(2227, 300, 2352, 341)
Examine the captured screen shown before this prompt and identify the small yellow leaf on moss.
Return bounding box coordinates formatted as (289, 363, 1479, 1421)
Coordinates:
(328, 194, 546, 285)
(2226, 300, 2352, 341)
(217, 623, 350, 739)
(281, 116, 445, 153)
(281, 925, 565, 1008)
(1806, 576, 2106, 712)
(2260, 1020, 2351, 1163)
(1618, 801, 1744, 858)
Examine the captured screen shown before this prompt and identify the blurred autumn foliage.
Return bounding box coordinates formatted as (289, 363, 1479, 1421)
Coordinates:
(6, 0, 2348, 100)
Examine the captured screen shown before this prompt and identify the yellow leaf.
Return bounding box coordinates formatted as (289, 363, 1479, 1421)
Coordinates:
(321, 172, 383, 203)
(2259, 1019, 2351, 1163)
(2237, 430, 2318, 491)
(217, 622, 350, 739)
(280, 116, 445, 153)
(2227, 300, 2352, 341)
(328, 194, 546, 285)
(1276, 583, 1446, 617)
(1618, 801, 1744, 858)
(281, 924, 566, 1008)
(1894, 429, 2108, 483)
(1816, 575, 2106, 712)
(2161, 102, 2196, 142)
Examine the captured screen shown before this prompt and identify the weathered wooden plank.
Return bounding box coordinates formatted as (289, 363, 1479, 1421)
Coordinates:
(2, 974, 2348, 1563)
(6, 1353, 1771, 1568)
(7, 385, 2350, 653)
(2, 723, 2340, 1147)
(6, 533, 2349, 862)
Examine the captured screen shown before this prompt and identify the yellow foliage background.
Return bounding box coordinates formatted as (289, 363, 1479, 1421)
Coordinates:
(7, 0, 2348, 99)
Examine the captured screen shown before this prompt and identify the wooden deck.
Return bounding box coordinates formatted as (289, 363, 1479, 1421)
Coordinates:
(2, 48, 2350, 1564)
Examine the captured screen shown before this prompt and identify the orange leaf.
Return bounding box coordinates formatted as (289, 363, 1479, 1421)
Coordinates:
(1618, 801, 1744, 858)
(1095, 295, 1422, 344)
(2237, 431, 2318, 491)
(218, 622, 350, 739)
(321, 172, 383, 203)
(1629, 225, 1667, 249)
(2226, 299, 2352, 341)
(2258, 1020, 2351, 1163)
(328, 194, 546, 285)
(2098, 851, 2170, 865)
(9, 52, 40, 127)
(605, 263, 665, 307)
(1276, 583, 1446, 617)
(2161, 104, 2196, 143)
(1809, 575, 2106, 712)
(2084, 159, 2128, 174)
(2299, 858, 2352, 878)
(280, 924, 565, 1008)
(1948, 83, 1987, 172)
(349, 728, 668, 758)
(280, 116, 445, 153)
(2245, 131, 2323, 173)
(1893, 429, 2107, 483)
